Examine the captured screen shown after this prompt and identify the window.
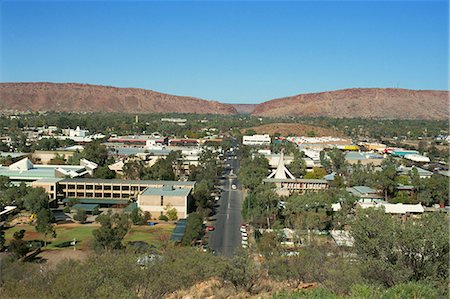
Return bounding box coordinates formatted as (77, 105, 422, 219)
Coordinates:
(77, 185, 85, 190)
(122, 186, 129, 191)
(50, 186, 54, 191)
(77, 192, 84, 197)
(140, 186, 146, 191)
(68, 192, 75, 197)
(95, 193, 102, 198)
(86, 192, 93, 197)
(95, 185, 102, 190)
(104, 193, 111, 198)
(160, 196, 164, 206)
(68, 184, 75, 190)
(86, 185, 93, 190)
(113, 193, 120, 198)
(113, 185, 120, 191)
(104, 185, 111, 190)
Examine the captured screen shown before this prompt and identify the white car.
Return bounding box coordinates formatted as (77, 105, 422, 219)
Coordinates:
(242, 244, 248, 248)
(242, 235, 248, 241)
(241, 240, 248, 245)
(231, 184, 237, 190)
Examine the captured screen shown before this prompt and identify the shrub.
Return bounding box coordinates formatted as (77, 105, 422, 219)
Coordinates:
(158, 215, 169, 221)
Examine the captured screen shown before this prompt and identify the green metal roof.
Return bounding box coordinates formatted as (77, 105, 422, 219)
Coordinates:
(141, 186, 192, 197)
(63, 198, 130, 205)
(170, 219, 187, 242)
(71, 203, 99, 212)
(124, 202, 138, 212)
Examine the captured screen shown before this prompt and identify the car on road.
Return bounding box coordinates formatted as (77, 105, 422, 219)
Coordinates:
(207, 225, 215, 231)
(231, 184, 237, 190)
(241, 235, 248, 241)
(241, 240, 248, 245)
(242, 244, 247, 248)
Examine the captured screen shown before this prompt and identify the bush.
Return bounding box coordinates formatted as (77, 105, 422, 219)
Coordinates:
(73, 209, 87, 223)
(63, 206, 71, 213)
(158, 215, 169, 221)
(92, 206, 101, 215)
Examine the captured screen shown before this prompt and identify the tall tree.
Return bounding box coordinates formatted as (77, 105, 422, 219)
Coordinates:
(93, 211, 131, 251)
(82, 142, 110, 166)
(288, 151, 307, 178)
(35, 209, 56, 245)
(377, 157, 398, 200)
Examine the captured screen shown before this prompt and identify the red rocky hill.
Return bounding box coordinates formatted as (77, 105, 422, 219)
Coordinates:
(0, 82, 236, 115)
(252, 88, 449, 120)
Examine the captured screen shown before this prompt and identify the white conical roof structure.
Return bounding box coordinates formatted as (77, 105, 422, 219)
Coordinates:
(267, 151, 296, 179)
(9, 158, 34, 171)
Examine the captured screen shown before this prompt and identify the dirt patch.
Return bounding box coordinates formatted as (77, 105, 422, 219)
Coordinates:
(38, 249, 90, 269)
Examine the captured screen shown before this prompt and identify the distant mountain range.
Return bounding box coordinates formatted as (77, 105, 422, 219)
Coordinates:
(0, 82, 448, 120)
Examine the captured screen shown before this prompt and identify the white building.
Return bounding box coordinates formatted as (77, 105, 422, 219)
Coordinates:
(242, 134, 271, 146)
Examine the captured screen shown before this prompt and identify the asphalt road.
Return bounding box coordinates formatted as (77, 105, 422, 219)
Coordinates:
(208, 153, 244, 258)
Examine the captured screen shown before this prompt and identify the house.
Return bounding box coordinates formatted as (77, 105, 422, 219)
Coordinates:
(397, 166, 433, 179)
(346, 186, 384, 203)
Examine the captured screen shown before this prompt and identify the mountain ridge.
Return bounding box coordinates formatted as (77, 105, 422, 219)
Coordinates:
(0, 82, 448, 119)
(252, 87, 449, 120)
(0, 82, 236, 115)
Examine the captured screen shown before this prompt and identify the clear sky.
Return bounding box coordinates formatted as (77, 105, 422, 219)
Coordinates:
(1, 0, 448, 103)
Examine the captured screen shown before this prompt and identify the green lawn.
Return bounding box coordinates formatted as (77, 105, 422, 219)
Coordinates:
(5, 223, 175, 250)
(124, 224, 175, 248)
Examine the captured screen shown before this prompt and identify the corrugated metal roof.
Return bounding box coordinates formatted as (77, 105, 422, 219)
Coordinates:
(62, 198, 130, 205)
(72, 203, 99, 212)
(170, 219, 187, 242)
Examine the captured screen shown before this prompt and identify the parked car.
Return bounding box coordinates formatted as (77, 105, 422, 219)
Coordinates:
(207, 225, 215, 231)
(231, 184, 237, 190)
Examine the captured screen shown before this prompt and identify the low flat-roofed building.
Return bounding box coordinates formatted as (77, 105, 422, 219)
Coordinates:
(360, 142, 387, 152)
(404, 154, 430, 163)
(345, 152, 384, 166)
(287, 136, 354, 151)
(0, 157, 94, 184)
(137, 184, 193, 219)
(264, 178, 329, 196)
(358, 202, 424, 215)
(391, 150, 419, 157)
(243, 134, 271, 146)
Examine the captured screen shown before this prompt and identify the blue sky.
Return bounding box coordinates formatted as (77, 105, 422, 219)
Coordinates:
(1, 0, 448, 103)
